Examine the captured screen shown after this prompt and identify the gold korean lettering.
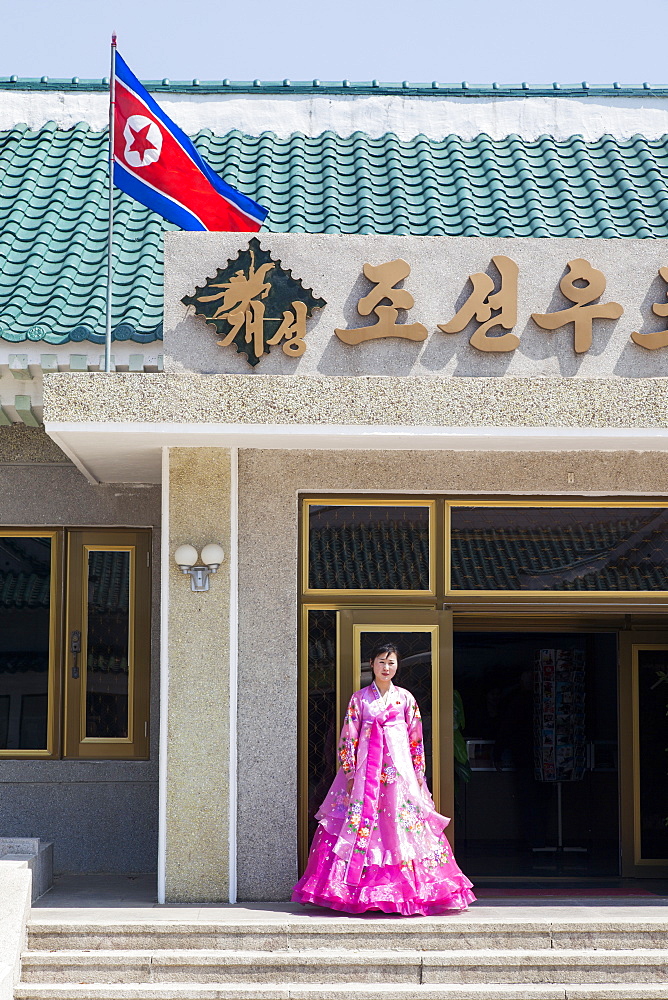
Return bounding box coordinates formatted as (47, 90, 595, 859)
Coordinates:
(266, 300, 309, 357)
(438, 255, 519, 352)
(631, 267, 668, 350)
(532, 259, 623, 354)
(335, 260, 428, 345)
(217, 299, 265, 361)
(217, 299, 309, 359)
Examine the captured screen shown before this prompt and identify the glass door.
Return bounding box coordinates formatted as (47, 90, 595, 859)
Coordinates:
(339, 610, 453, 831)
(64, 530, 151, 759)
(619, 632, 668, 876)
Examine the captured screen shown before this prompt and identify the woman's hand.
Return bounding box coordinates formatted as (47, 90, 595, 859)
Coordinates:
(418, 776, 424, 787)
(346, 776, 354, 797)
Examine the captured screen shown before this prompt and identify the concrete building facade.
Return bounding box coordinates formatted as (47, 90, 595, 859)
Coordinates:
(2, 78, 668, 900)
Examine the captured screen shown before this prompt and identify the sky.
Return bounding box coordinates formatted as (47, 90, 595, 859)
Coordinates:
(2, 0, 668, 87)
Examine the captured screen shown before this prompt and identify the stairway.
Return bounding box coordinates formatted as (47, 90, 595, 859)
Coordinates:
(14, 914, 668, 1000)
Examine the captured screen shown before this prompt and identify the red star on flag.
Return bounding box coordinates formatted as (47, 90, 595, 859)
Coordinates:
(128, 123, 157, 162)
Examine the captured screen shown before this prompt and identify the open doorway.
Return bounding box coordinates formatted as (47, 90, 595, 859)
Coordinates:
(454, 630, 619, 878)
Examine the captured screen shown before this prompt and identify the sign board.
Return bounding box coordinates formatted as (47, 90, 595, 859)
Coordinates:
(165, 233, 668, 378)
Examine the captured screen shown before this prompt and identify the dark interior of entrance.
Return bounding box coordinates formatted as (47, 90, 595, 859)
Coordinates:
(454, 631, 618, 878)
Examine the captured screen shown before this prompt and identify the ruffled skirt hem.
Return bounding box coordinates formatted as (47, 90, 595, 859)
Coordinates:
(292, 826, 476, 917)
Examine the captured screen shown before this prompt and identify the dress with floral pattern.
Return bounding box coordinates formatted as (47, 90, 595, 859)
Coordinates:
(292, 682, 475, 916)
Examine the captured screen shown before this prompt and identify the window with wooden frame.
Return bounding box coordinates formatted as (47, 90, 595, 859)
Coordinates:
(303, 499, 436, 596)
(302, 497, 668, 607)
(0, 528, 150, 760)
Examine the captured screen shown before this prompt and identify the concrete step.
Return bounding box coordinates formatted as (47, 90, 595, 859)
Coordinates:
(25, 919, 668, 952)
(19, 949, 668, 986)
(14, 982, 668, 1000)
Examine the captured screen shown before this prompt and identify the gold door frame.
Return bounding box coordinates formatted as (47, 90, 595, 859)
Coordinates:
(339, 609, 453, 831)
(298, 602, 341, 869)
(619, 632, 668, 876)
(299, 604, 668, 876)
(64, 529, 151, 760)
(298, 493, 668, 875)
(302, 498, 438, 600)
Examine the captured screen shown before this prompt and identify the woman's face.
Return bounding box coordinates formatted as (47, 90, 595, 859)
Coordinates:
(371, 651, 398, 684)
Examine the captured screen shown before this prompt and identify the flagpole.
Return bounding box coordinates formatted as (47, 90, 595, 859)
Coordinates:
(104, 33, 117, 374)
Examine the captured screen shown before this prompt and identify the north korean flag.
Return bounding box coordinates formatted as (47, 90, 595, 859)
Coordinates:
(113, 52, 268, 232)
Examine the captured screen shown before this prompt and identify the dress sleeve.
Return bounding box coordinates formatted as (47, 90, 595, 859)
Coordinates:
(407, 695, 426, 779)
(338, 694, 360, 775)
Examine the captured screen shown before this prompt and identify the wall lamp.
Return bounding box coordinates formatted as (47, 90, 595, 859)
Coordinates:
(174, 543, 225, 592)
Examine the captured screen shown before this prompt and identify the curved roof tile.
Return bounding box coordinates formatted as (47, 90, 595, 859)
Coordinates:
(2, 125, 668, 342)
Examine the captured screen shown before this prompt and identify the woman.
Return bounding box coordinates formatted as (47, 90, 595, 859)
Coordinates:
(292, 641, 475, 915)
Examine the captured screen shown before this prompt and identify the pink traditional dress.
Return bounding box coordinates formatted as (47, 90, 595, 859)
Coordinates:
(293, 681, 476, 915)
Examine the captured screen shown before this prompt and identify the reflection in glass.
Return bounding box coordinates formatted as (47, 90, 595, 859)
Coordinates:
(359, 630, 434, 788)
(85, 550, 131, 739)
(308, 505, 430, 590)
(307, 609, 337, 845)
(0, 536, 51, 750)
(451, 506, 668, 591)
(637, 648, 668, 860)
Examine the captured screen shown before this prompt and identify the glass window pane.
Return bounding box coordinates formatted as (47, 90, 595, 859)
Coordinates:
(308, 505, 430, 590)
(86, 550, 131, 739)
(307, 609, 337, 845)
(450, 506, 668, 592)
(637, 648, 668, 860)
(0, 536, 51, 750)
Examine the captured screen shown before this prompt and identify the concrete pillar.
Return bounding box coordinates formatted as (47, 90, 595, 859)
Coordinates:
(163, 447, 232, 902)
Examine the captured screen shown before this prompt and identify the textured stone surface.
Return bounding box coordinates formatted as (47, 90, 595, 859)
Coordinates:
(20, 948, 668, 986)
(165, 233, 668, 378)
(20, 952, 423, 985)
(0, 463, 160, 523)
(0, 840, 53, 900)
(0, 782, 157, 874)
(0, 425, 70, 463)
(26, 916, 668, 953)
(165, 448, 231, 902)
(236, 446, 668, 899)
(15, 985, 668, 1000)
(421, 951, 668, 984)
(28, 923, 292, 952)
(0, 863, 31, 1000)
(43, 372, 668, 428)
(18, 907, 668, 998)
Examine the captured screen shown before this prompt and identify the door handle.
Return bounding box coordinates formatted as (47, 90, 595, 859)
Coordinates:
(70, 630, 81, 679)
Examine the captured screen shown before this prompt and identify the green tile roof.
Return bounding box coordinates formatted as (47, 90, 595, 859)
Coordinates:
(0, 77, 666, 96)
(0, 122, 164, 344)
(5, 122, 668, 343)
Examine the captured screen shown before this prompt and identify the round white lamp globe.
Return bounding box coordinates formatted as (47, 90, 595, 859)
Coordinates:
(174, 544, 198, 568)
(201, 543, 225, 568)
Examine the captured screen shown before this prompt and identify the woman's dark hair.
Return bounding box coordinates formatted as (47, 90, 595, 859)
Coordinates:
(369, 641, 401, 666)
